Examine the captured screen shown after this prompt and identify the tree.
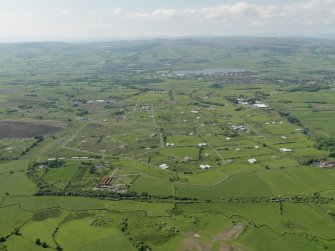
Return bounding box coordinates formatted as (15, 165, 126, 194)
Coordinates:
(56, 245, 63, 251)
(42, 242, 49, 248)
(35, 239, 41, 245)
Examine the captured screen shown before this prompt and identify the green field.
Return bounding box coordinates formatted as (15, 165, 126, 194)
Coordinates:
(1, 37, 335, 251)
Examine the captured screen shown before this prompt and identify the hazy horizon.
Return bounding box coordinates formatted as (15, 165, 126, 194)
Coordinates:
(0, 0, 334, 42)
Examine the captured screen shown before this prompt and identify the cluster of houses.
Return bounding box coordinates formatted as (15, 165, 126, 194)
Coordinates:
(72, 156, 91, 160)
(140, 105, 151, 111)
(236, 98, 269, 109)
(232, 125, 247, 132)
(319, 160, 334, 169)
(47, 157, 65, 161)
(86, 99, 117, 105)
(160, 70, 248, 79)
(47, 156, 92, 161)
(265, 121, 284, 125)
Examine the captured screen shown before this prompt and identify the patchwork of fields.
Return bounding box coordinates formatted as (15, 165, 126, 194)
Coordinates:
(0, 38, 335, 251)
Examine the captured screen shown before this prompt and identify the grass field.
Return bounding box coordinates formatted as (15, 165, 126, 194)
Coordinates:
(1, 38, 335, 251)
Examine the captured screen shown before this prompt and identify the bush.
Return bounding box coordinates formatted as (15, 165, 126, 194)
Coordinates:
(42, 242, 49, 248)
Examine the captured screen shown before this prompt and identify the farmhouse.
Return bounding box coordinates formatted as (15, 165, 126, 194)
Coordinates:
(280, 148, 292, 153)
(159, 163, 169, 170)
(319, 160, 334, 169)
(253, 103, 269, 109)
(181, 157, 191, 163)
(232, 125, 247, 132)
(248, 158, 257, 164)
(200, 164, 211, 170)
(140, 105, 151, 111)
(198, 143, 207, 147)
(237, 98, 249, 105)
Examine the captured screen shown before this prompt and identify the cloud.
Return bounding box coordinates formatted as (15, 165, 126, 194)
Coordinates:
(112, 8, 123, 17)
(90, 11, 99, 16)
(120, 0, 335, 25)
(251, 20, 265, 27)
(125, 8, 179, 20)
(60, 9, 70, 16)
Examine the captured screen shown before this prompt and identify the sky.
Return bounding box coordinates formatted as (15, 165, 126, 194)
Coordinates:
(0, 0, 334, 41)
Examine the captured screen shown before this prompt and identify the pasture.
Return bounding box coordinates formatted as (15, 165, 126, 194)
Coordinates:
(1, 38, 335, 250)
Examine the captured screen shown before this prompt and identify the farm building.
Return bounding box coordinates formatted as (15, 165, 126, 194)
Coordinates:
(159, 163, 169, 170)
(253, 103, 269, 109)
(248, 158, 257, 164)
(99, 175, 115, 188)
(140, 105, 151, 111)
(237, 98, 249, 105)
(232, 125, 247, 132)
(200, 164, 211, 170)
(198, 143, 207, 147)
(319, 161, 334, 169)
(280, 148, 292, 153)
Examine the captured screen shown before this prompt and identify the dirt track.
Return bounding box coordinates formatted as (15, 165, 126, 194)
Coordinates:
(178, 224, 247, 251)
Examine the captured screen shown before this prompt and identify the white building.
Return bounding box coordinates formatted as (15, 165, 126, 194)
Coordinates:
(248, 158, 257, 164)
(253, 103, 269, 109)
(159, 163, 169, 170)
(280, 148, 292, 153)
(200, 164, 211, 170)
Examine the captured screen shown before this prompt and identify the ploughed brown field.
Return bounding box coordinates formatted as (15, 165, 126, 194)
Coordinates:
(0, 120, 63, 138)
